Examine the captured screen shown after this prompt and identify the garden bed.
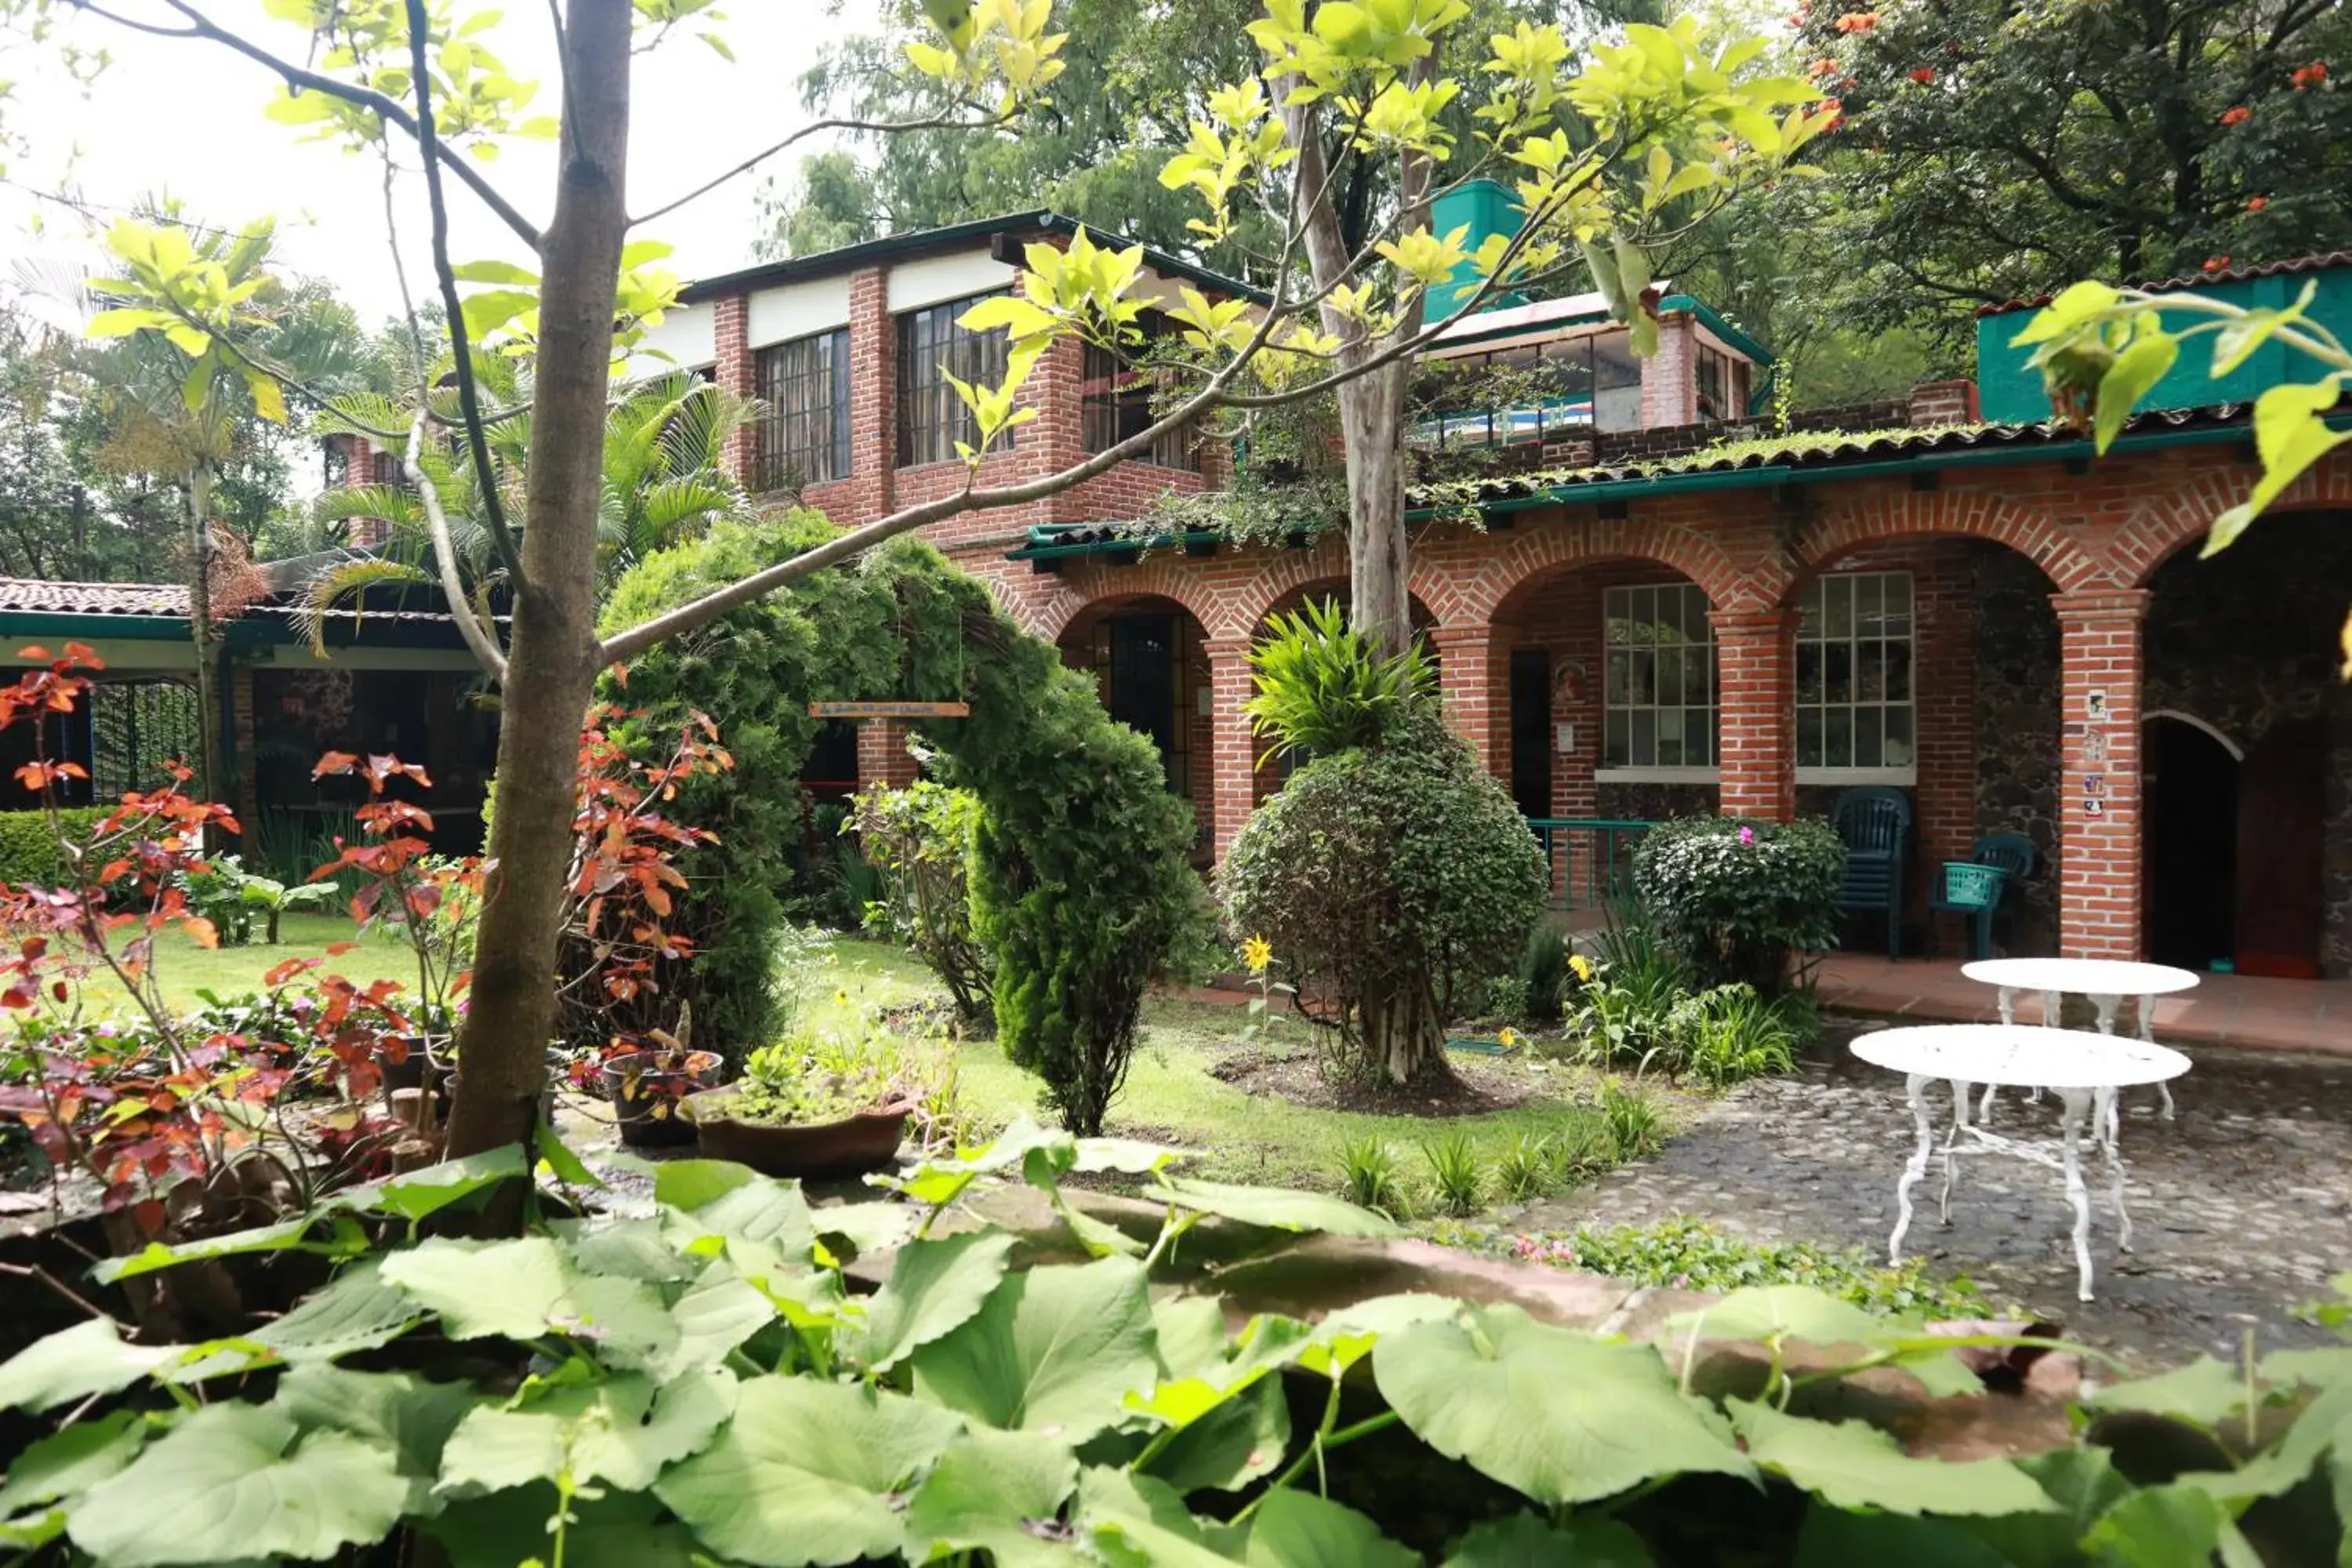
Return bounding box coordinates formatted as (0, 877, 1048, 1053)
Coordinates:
(1207, 1044, 1542, 1116)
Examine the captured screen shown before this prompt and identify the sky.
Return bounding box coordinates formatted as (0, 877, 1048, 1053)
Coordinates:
(0, 1, 871, 330)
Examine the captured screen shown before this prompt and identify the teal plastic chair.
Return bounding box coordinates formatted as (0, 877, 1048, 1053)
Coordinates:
(1832, 787, 1911, 960)
(1930, 831, 2037, 960)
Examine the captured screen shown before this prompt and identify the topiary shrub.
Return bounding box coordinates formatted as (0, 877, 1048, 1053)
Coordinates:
(1632, 816, 1846, 995)
(854, 781, 993, 1033)
(601, 514, 1203, 1131)
(1223, 704, 1545, 1087)
(0, 807, 110, 887)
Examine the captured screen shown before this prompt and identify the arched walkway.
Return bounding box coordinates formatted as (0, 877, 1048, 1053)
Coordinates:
(1471, 514, 1751, 618)
(2110, 477, 2352, 588)
(1791, 490, 2105, 597)
(1025, 556, 1228, 645)
(1055, 593, 1215, 861)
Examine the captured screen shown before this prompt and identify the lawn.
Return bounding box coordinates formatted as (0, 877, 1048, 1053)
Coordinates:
(48, 912, 420, 1018)
(805, 935, 1671, 1203)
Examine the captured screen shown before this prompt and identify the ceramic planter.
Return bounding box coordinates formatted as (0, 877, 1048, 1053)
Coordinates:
(684, 1089, 913, 1180)
(601, 1050, 725, 1149)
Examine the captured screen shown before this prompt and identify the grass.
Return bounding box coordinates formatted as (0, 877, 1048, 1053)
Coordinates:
(45, 912, 422, 1018)
(815, 936, 1668, 1200)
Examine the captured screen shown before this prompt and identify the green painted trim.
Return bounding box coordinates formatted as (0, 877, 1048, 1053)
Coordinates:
(0, 612, 195, 641)
(1007, 527, 1226, 562)
(1660, 294, 1774, 365)
(681, 210, 1268, 306)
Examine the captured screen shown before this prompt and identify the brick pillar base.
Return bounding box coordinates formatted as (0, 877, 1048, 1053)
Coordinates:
(2053, 589, 2149, 960)
(1205, 637, 1256, 865)
(1713, 608, 1796, 822)
(1430, 624, 1505, 783)
(855, 720, 921, 792)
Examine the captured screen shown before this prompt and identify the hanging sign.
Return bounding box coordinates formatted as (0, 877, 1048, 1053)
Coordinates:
(807, 701, 971, 719)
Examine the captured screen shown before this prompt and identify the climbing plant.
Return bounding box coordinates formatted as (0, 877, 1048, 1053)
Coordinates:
(601, 513, 1203, 1131)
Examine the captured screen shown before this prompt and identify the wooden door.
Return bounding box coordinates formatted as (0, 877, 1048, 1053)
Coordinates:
(2235, 716, 2326, 979)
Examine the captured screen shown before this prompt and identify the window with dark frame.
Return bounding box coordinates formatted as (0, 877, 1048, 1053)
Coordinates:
(1080, 316, 1196, 468)
(897, 293, 1012, 467)
(752, 328, 851, 492)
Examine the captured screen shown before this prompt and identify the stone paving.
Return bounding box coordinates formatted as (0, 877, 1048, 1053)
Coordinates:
(1514, 1022, 2352, 1368)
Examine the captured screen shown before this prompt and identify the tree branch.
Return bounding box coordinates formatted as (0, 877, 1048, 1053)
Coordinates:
(401, 405, 509, 680)
(630, 109, 1014, 229)
(60, 0, 545, 251)
(405, 0, 528, 593)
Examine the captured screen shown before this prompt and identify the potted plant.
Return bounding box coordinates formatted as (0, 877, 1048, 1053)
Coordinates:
(599, 1005, 725, 1149)
(684, 1027, 922, 1179)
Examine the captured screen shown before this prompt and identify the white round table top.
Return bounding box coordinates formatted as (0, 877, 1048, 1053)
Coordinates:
(1961, 957, 2202, 996)
(1851, 1023, 2193, 1090)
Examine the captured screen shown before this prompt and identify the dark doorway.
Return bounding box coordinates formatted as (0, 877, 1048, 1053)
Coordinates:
(1106, 615, 1184, 794)
(2143, 717, 2237, 973)
(1508, 648, 1552, 820)
(2236, 716, 2326, 979)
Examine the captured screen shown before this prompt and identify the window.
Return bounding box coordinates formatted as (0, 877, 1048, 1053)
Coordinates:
(1796, 571, 1914, 776)
(1602, 583, 1716, 772)
(1082, 318, 1196, 468)
(89, 679, 201, 800)
(897, 294, 1011, 467)
(1696, 346, 1748, 423)
(753, 328, 851, 491)
(1408, 328, 1644, 450)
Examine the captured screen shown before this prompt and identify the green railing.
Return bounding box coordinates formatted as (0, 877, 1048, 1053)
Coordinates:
(1525, 817, 1655, 909)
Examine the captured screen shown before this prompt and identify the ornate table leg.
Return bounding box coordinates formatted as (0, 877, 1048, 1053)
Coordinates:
(2135, 993, 2176, 1120)
(1891, 1073, 1937, 1265)
(1980, 991, 2019, 1120)
(2058, 1087, 2096, 1301)
(1939, 1078, 1971, 1225)
(2093, 1085, 2133, 1254)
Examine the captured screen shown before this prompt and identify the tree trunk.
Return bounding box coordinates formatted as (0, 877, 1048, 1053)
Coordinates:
(1357, 969, 1445, 1086)
(1338, 358, 1414, 657)
(440, 0, 633, 1163)
(185, 463, 218, 808)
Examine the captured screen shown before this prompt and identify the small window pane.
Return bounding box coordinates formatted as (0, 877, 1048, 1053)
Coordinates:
(1826, 707, 1853, 768)
(1600, 582, 1717, 770)
(1797, 706, 1824, 768)
(1795, 571, 1914, 778)
(898, 295, 1012, 466)
(1855, 710, 1883, 767)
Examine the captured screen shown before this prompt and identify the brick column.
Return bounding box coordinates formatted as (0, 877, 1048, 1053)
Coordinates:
(2053, 589, 2149, 960)
(1639, 314, 1697, 430)
(713, 293, 753, 485)
(1205, 637, 1257, 863)
(228, 657, 257, 828)
(1712, 607, 1796, 822)
(1912, 547, 1976, 931)
(855, 720, 921, 792)
(1430, 624, 1507, 783)
(846, 267, 895, 516)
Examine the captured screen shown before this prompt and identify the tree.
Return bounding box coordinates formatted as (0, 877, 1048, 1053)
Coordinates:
(24, 0, 1824, 1157)
(1789, 0, 2352, 353)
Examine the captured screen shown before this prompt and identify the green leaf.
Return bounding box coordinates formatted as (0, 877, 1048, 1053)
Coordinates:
(2081, 1484, 2234, 1566)
(1246, 1490, 1415, 1567)
(2205, 376, 2350, 554)
(343, 1144, 529, 1221)
(68, 1403, 408, 1567)
(913, 1258, 1159, 1440)
(0, 1411, 146, 1516)
(662, 1167, 816, 1258)
(450, 259, 539, 285)
(2009, 281, 2122, 347)
(274, 1363, 476, 1490)
(1671, 1284, 1883, 1348)
(1445, 1512, 1654, 1566)
(1726, 1399, 2053, 1517)
(653, 1158, 759, 1210)
(1793, 1507, 2011, 1568)
(1373, 1305, 1751, 1505)
(1144, 1176, 1399, 1236)
(1080, 1466, 1246, 1566)
(1962, 1445, 2135, 1566)
(655, 1377, 962, 1567)
(249, 1258, 426, 1361)
(0, 1319, 173, 1412)
(426, 1484, 699, 1568)
(903, 1428, 1082, 1566)
(2093, 333, 2178, 453)
(535, 1117, 607, 1189)
(2085, 1355, 2250, 1426)
(653, 1260, 775, 1378)
(91, 1214, 321, 1283)
(1143, 1372, 1290, 1494)
(440, 1370, 735, 1498)
(381, 1236, 569, 1341)
(855, 1230, 1018, 1373)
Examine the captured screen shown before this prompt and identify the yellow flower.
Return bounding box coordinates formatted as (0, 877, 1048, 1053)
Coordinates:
(1241, 935, 1274, 975)
(1567, 953, 1595, 983)
(1497, 1027, 1519, 1049)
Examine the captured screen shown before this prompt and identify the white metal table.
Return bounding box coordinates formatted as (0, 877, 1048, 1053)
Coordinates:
(1961, 957, 2199, 1121)
(1850, 1023, 2191, 1302)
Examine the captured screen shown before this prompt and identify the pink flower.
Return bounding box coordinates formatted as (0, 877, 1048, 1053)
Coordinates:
(1739, 826, 1756, 845)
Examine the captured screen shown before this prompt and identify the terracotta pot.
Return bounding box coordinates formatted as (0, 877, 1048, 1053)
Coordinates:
(684, 1089, 913, 1180)
(601, 1050, 725, 1149)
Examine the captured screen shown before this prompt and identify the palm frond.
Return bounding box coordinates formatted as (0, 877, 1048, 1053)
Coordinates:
(292, 557, 437, 655)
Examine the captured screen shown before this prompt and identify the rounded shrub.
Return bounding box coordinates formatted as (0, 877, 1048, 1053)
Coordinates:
(1222, 706, 1545, 1086)
(1631, 815, 1846, 994)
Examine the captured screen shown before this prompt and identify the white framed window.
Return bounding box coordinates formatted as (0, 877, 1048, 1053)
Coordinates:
(1599, 582, 1717, 781)
(1795, 570, 1915, 784)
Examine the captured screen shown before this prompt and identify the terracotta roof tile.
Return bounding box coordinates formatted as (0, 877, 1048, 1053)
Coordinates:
(1976, 252, 2352, 317)
(0, 579, 189, 617)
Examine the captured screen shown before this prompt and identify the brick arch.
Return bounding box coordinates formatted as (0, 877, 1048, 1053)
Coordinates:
(2108, 462, 2352, 587)
(1788, 490, 2106, 598)
(1471, 514, 1754, 621)
(1022, 556, 1229, 644)
(1214, 535, 1465, 638)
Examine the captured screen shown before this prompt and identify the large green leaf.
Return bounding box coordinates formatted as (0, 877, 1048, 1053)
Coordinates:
(652, 1259, 777, 1379)
(2084, 1356, 2249, 1427)
(0, 1318, 173, 1412)
(655, 1377, 962, 1567)
(1671, 1284, 1883, 1348)
(274, 1364, 476, 1492)
(91, 1215, 329, 1284)
(1143, 1372, 1291, 1494)
(1145, 1176, 1399, 1236)
(1373, 1305, 1751, 1505)
(1246, 1490, 1416, 1567)
(380, 1236, 672, 1359)
(662, 1167, 817, 1257)
(652, 1158, 761, 1211)
(0, 1411, 147, 1516)
(1726, 1399, 2053, 1517)
(1444, 1512, 1654, 1566)
(342, 1144, 530, 1221)
(2080, 1484, 2249, 1568)
(68, 1402, 408, 1566)
(250, 1258, 426, 1361)
(1080, 1466, 1247, 1567)
(558, 1215, 695, 1283)
(1793, 1507, 2013, 1568)
(1962, 1446, 2135, 1566)
(438, 1370, 735, 1497)
(879, 1117, 1076, 1207)
(903, 1427, 1083, 1566)
(913, 1257, 1159, 1440)
(855, 1230, 1019, 1373)
(427, 1483, 702, 1568)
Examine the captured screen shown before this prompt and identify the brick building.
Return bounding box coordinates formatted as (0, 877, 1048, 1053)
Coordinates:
(652, 206, 2352, 979)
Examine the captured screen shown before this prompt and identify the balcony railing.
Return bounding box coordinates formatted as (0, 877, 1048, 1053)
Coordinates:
(1526, 817, 1655, 909)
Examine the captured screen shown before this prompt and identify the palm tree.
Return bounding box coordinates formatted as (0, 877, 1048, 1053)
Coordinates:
(299, 367, 756, 652)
